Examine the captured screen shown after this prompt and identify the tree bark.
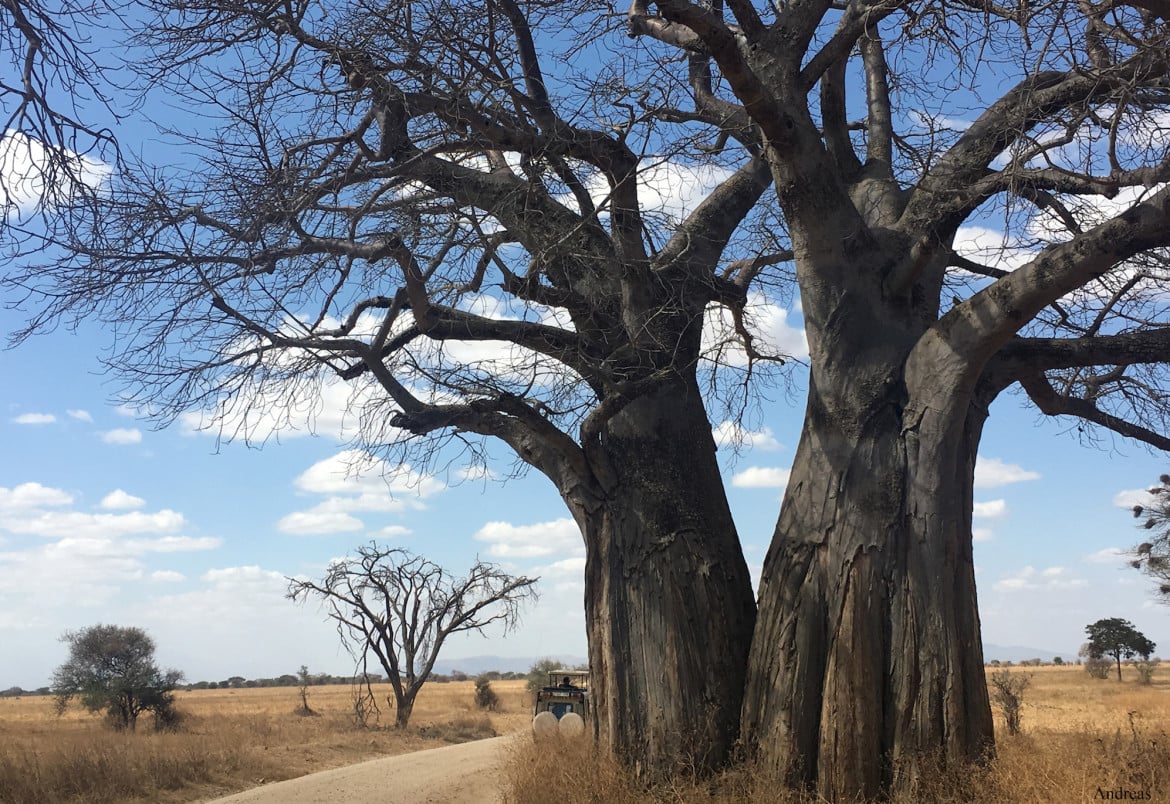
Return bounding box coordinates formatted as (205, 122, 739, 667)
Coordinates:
(742, 353, 995, 800)
(572, 378, 757, 779)
(395, 694, 414, 728)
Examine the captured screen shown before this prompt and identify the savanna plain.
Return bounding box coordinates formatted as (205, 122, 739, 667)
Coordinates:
(3, 668, 1170, 803)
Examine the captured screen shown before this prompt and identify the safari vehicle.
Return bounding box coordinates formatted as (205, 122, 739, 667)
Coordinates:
(533, 669, 589, 721)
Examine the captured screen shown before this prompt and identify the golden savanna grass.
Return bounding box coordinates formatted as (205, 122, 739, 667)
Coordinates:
(505, 665, 1170, 803)
(0, 678, 530, 804)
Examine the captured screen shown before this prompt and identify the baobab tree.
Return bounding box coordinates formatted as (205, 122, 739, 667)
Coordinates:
(8, 0, 1170, 799)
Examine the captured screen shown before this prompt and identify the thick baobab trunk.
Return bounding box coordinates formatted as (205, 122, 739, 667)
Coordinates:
(574, 379, 757, 779)
(742, 365, 995, 800)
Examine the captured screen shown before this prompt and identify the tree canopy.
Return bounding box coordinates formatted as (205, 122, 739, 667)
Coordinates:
(1084, 618, 1156, 681)
(7, 0, 1170, 797)
(51, 624, 183, 730)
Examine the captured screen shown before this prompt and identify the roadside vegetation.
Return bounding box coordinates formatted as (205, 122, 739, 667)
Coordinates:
(507, 664, 1170, 803)
(0, 679, 527, 804)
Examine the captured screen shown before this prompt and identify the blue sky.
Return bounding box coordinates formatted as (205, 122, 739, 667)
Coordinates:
(3, 10, 1170, 691)
(2, 298, 1167, 688)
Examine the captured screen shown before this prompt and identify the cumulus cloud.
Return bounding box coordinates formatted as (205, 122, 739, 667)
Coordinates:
(277, 510, 364, 535)
(122, 535, 222, 553)
(972, 499, 1007, 519)
(703, 291, 809, 366)
(0, 130, 110, 213)
(951, 226, 1036, 274)
(279, 449, 445, 535)
(1114, 488, 1156, 511)
(66, 409, 93, 422)
(713, 421, 783, 452)
(101, 428, 142, 445)
(100, 489, 146, 511)
(473, 518, 582, 559)
(3, 508, 186, 539)
(973, 528, 995, 543)
(12, 412, 55, 425)
(993, 565, 1088, 593)
(150, 570, 186, 583)
(1084, 547, 1129, 564)
(294, 450, 444, 498)
(731, 467, 791, 489)
(0, 482, 73, 512)
(974, 457, 1040, 489)
(377, 525, 412, 538)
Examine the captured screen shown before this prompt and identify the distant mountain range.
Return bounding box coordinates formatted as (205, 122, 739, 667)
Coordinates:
(431, 655, 588, 675)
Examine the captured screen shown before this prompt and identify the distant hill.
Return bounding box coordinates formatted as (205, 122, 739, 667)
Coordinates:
(982, 643, 1073, 663)
(431, 655, 588, 675)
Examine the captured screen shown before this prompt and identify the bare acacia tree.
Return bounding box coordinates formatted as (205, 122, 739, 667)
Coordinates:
(10, 0, 1170, 797)
(287, 544, 536, 728)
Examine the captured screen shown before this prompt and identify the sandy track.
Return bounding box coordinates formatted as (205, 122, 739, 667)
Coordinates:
(204, 735, 514, 804)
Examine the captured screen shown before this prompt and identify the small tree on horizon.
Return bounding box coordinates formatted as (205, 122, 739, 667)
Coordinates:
(288, 543, 536, 728)
(1084, 619, 1156, 682)
(52, 624, 183, 730)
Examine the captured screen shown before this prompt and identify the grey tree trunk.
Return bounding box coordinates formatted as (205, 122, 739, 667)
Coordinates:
(572, 379, 757, 779)
(742, 343, 996, 799)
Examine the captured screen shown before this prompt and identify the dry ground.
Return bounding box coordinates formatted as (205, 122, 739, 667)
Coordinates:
(6, 667, 1170, 803)
(506, 664, 1170, 803)
(0, 678, 530, 804)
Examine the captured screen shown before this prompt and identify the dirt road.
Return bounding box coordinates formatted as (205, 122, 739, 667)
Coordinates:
(204, 735, 514, 804)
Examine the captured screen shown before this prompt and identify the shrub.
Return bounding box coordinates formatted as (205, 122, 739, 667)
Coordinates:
(989, 669, 1031, 735)
(1132, 657, 1160, 685)
(475, 675, 499, 711)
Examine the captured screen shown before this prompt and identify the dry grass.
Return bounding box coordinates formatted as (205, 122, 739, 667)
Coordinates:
(504, 665, 1170, 803)
(0, 679, 529, 804)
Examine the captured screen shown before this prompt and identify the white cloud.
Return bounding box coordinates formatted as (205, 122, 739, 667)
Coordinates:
(974, 457, 1040, 489)
(279, 450, 446, 534)
(294, 450, 444, 498)
(1084, 547, 1129, 564)
(703, 291, 809, 366)
(100, 489, 145, 511)
(277, 510, 364, 535)
(66, 409, 93, 422)
(993, 565, 1089, 593)
(12, 412, 55, 425)
(731, 467, 791, 489)
(973, 528, 995, 543)
(972, 499, 1007, 519)
(951, 226, 1036, 274)
(1114, 488, 1156, 511)
(0, 482, 73, 512)
(101, 428, 142, 445)
(377, 525, 412, 538)
(150, 570, 186, 583)
(123, 535, 222, 553)
(713, 421, 783, 452)
(2, 508, 186, 539)
(473, 518, 582, 559)
(0, 130, 110, 213)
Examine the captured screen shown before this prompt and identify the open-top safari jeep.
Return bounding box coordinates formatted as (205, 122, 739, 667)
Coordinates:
(533, 669, 589, 720)
(532, 669, 589, 739)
